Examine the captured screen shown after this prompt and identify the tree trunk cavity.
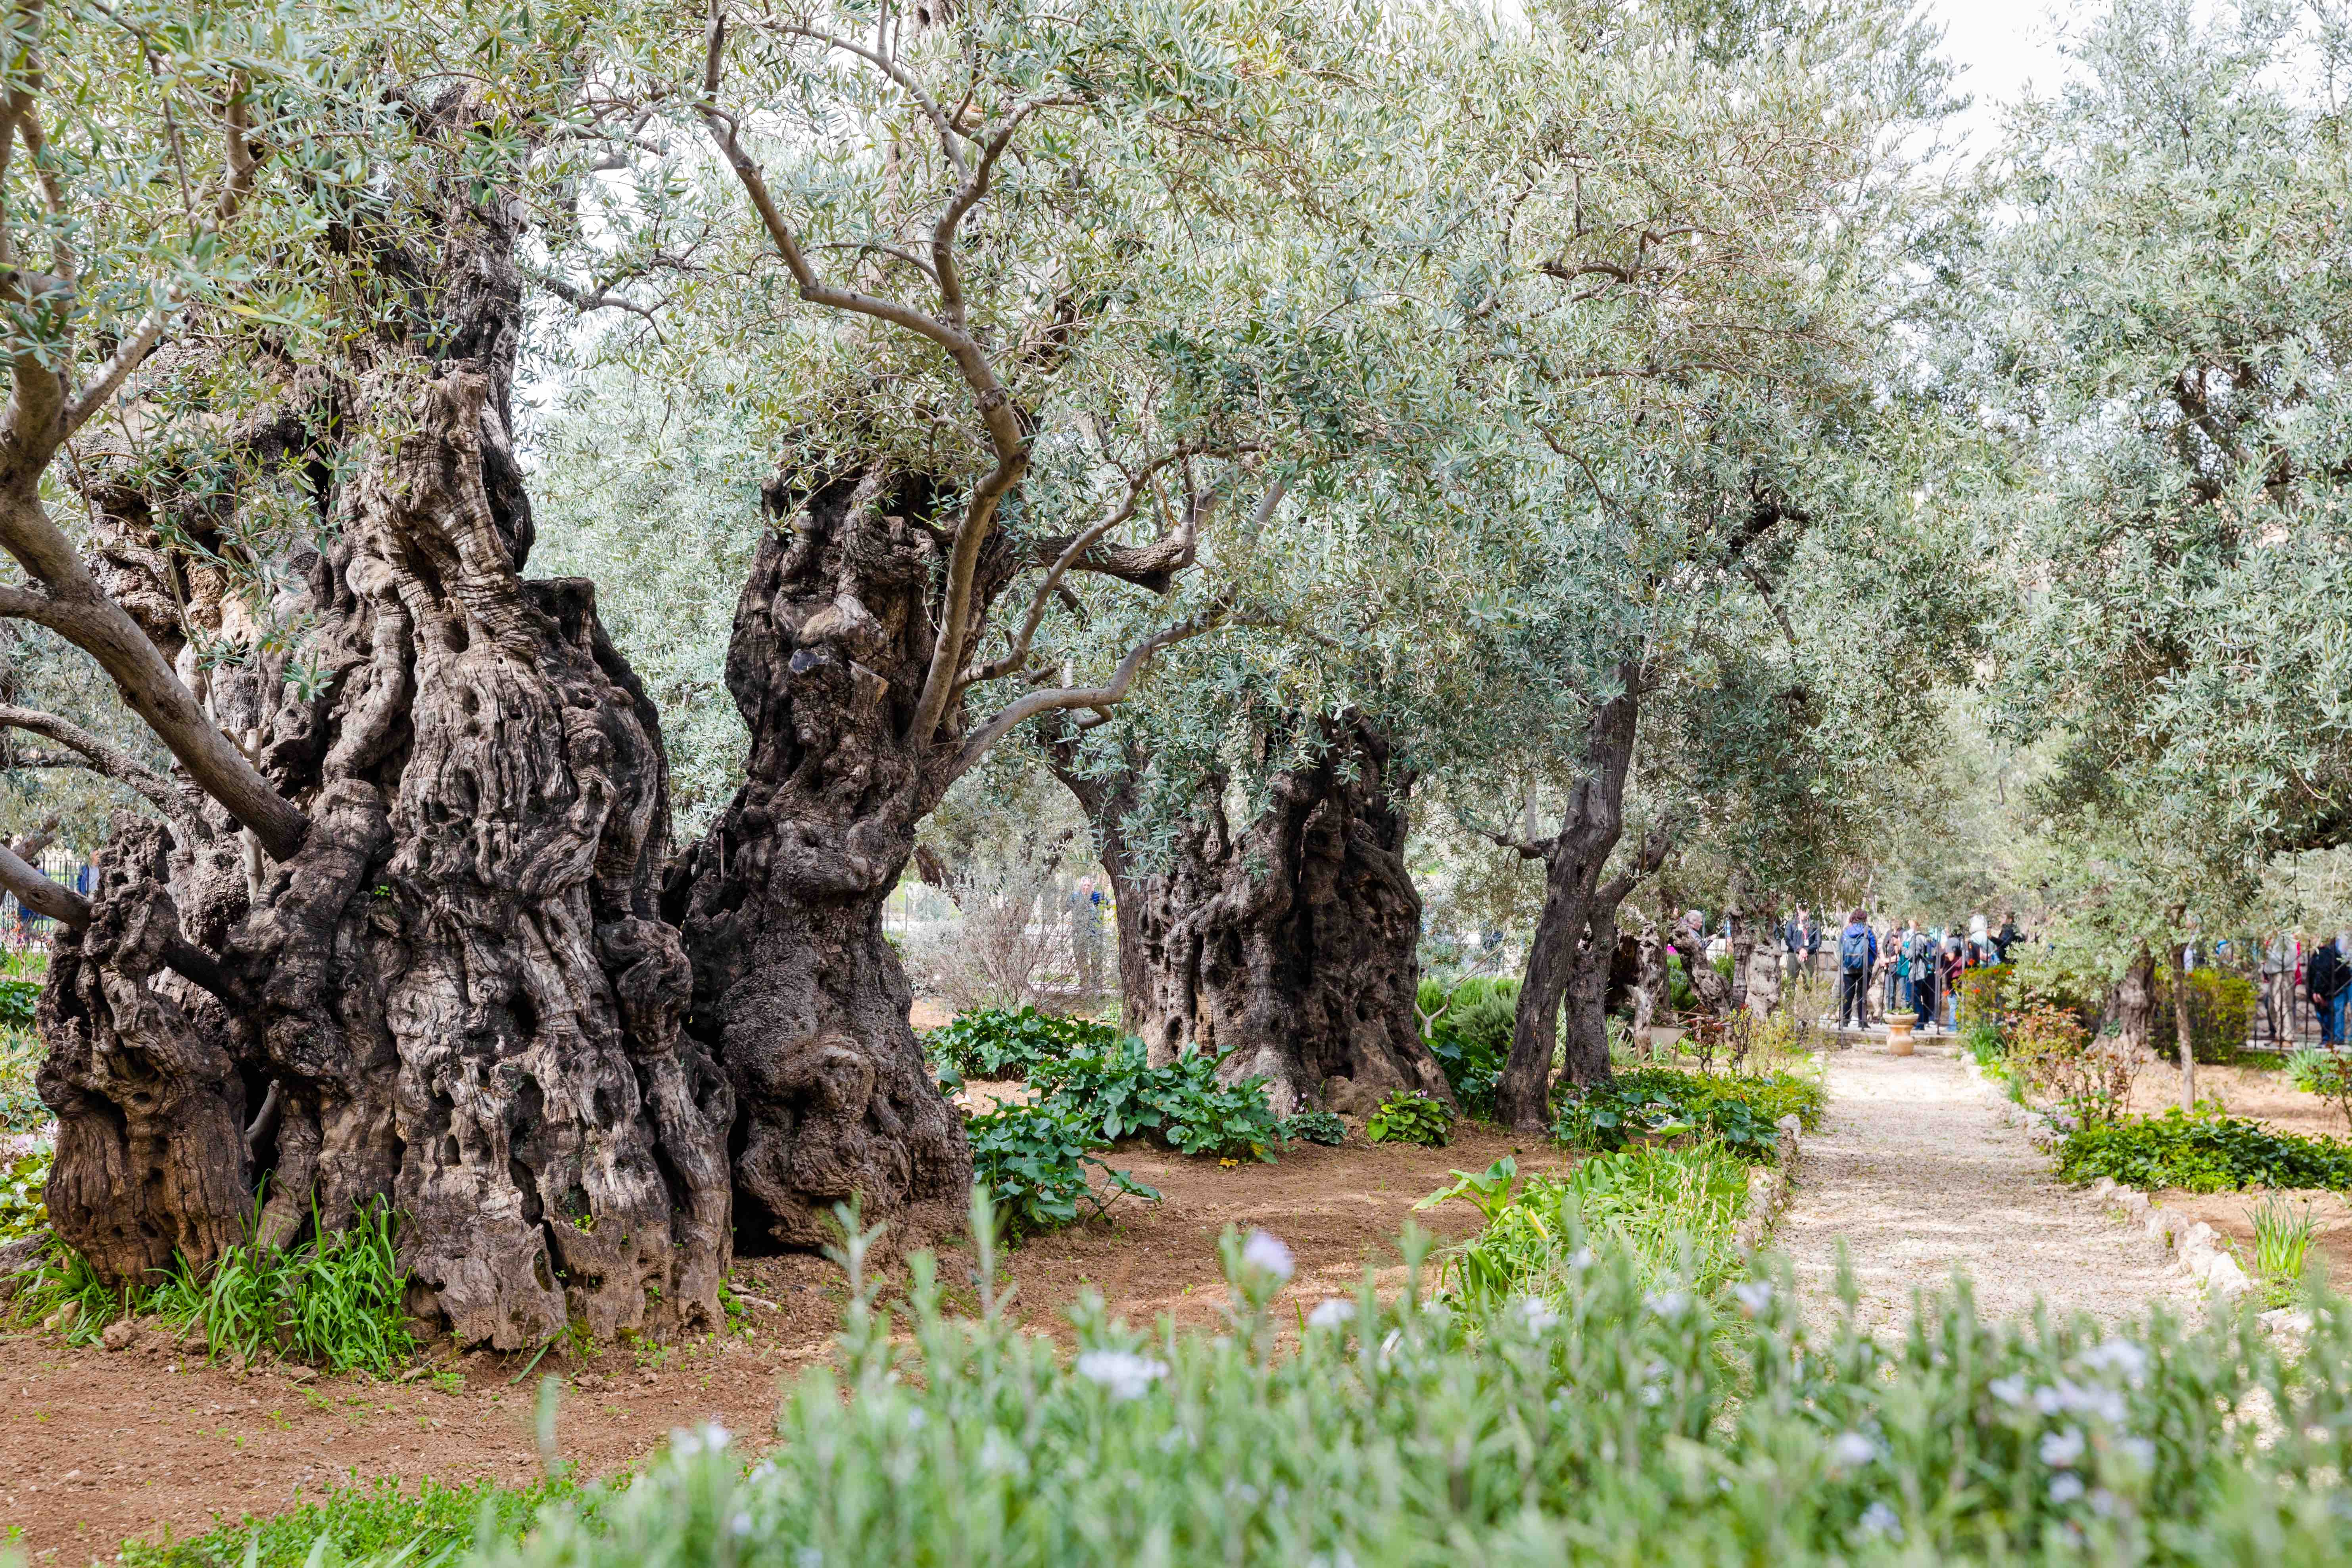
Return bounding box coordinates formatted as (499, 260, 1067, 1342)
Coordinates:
(1044, 713, 1448, 1116)
(665, 475, 973, 1255)
(38, 102, 733, 1348)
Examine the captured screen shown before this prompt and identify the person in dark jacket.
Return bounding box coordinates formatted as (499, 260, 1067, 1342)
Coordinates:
(1836, 909, 1877, 1030)
(2312, 931, 2352, 1046)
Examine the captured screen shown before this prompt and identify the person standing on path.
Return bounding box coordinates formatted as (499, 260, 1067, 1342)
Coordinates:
(1837, 908, 1877, 1029)
(1784, 906, 1814, 986)
(2313, 930, 2352, 1047)
(1907, 923, 1939, 1028)
(2262, 931, 2294, 1043)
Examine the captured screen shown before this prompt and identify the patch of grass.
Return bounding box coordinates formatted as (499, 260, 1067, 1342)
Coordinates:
(2058, 1107, 2352, 1193)
(117, 1474, 586, 1568)
(2254, 1197, 2319, 1307)
(10, 1203, 417, 1372)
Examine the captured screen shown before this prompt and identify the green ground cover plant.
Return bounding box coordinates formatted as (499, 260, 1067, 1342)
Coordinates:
(423, 1195, 2352, 1568)
(1551, 1067, 1824, 1162)
(2057, 1107, 2352, 1193)
(1028, 1038, 1283, 1160)
(925, 1007, 1122, 1081)
(1365, 1088, 1455, 1146)
(1275, 1109, 1347, 1146)
(2252, 1198, 2317, 1309)
(2286, 1048, 2352, 1131)
(1, 1144, 47, 1243)
(964, 1101, 1161, 1238)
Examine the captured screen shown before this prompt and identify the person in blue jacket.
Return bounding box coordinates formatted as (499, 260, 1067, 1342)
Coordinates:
(1836, 908, 1877, 1029)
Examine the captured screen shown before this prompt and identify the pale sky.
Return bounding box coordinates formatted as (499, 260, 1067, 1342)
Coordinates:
(1926, 0, 2083, 152)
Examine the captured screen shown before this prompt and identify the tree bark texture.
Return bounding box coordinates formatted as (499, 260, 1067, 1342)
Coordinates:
(38, 102, 733, 1347)
(1044, 714, 1448, 1115)
(1498, 667, 1648, 1131)
(664, 475, 975, 1253)
(2116, 943, 2157, 1063)
(2169, 935, 2196, 1113)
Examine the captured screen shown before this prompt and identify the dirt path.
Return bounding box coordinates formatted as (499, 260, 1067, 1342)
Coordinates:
(1776, 1045, 2183, 1335)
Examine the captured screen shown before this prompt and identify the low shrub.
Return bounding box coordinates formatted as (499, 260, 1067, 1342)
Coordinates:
(1551, 1067, 1823, 1163)
(925, 1006, 1120, 1081)
(1956, 963, 2009, 1029)
(1366, 1088, 1454, 1146)
(1275, 1109, 1347, 1146)
(2057, 1107, 2352, 1193)
(1030, 1038, 1282, 1160)
(2009, 1004, 2148, 1124)
(432, 1201, 2352, 1568)
(964, 1101, 1160, 1238)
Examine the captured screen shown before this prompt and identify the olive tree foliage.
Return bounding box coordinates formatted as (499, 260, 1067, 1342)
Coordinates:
(1952, 0, 2352, 1085)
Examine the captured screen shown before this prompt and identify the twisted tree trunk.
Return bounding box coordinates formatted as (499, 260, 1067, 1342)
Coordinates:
(38, 100, 733, 1347)
(665, 477, 974, 1253)
(1044, 714, 1447, 1115)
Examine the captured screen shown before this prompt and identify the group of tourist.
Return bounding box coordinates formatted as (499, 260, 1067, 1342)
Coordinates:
(1782, 905, 2022, 1032)
(2261, 929, 2352, 1046)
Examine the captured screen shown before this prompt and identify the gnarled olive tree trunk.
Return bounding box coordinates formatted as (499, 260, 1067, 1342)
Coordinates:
(1044, 714, 1448, 1115)
(38, 109, 733, 1347)
(665, 476, 973, 1253)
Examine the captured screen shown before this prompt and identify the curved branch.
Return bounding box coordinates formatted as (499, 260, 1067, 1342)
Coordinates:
(0, 701, 193, 827)
(0, 839, 85, 928)
(950, 616, 1213, 783)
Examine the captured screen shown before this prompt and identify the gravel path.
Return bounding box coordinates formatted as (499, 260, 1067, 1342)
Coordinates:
(1776, 1044, 2183, 1334)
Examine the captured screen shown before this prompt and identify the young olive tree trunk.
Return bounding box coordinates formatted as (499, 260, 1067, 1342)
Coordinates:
(1044, 714, 1448, 1115)
(2168, 928, 2196, 1113)
(2116, 942, 2158, 1067)
(1493, 667, 1658, 1131)
(36, 109, 733, 1347)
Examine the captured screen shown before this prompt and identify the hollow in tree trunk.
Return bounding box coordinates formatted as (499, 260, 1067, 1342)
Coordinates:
(1043, 713, 1448, 1115)
(37, 101, 733, 1346)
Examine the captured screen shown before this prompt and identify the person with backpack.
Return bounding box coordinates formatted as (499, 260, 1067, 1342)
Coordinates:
(1836, 908, 1877, 1029)
(1907, 924, 1940, 1028)
(2311, 930, 2352, 1047)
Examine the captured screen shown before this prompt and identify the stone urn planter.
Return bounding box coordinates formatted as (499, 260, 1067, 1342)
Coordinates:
(1885, 1014, 1916, 1056)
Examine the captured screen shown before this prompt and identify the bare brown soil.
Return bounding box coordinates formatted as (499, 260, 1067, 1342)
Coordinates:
(1, 1123, 1540, 1560)
(2125, 1058, 2352, 1142)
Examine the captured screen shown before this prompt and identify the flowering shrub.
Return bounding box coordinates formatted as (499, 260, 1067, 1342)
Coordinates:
(447, 1197, 2352, 1568)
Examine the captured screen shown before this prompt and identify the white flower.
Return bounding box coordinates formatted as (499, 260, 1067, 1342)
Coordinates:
(2079, 1339, 2149, 1383)
(1832, 1431, 1878, 1467)
(2039, 1427, 2086, 1468)
(1242, 1229, 1296, 1282)
(1644, 1290, 1690, 1319)
(1989, 1375, 2029, 1407)
(906, 1408, 927, 1432)
(1075, 1349, 1169, 1401)
(2116, 1436, 2155, 1471)
(2048, 1473, 2086, 1505)
(749, 1460, 778, 1483)
(730, 1512, 754, 1538)
(1513, 1297, 1561, 1333)
(795, 1549, 824, 1568)
(1858, 1501, 1903, 1540)
(1732, 1281, 1774, 1316)
(1308, 1298, 1355, 1330)
(1566, 1247, 1595, 1271)
(2034, 1379, 2127, 1426)
(669, 1422, 732, 1458)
